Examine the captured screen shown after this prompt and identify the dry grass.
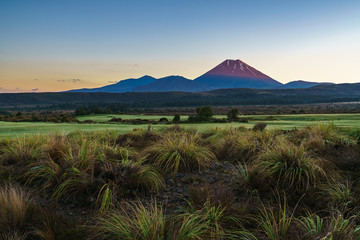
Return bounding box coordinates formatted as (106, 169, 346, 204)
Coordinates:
(0, 185, 35, 236)
(253, 142, 329, 195)
(143, 132, 215, 175)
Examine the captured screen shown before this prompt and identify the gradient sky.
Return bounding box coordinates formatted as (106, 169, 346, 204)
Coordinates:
(1, 0, 360, 92)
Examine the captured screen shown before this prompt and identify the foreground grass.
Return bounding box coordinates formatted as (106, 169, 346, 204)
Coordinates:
(1, 123, 360, 239)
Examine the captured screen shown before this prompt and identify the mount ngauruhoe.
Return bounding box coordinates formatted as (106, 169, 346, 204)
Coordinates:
(68, 59, 333, 93)
(194, 59, 282, 89)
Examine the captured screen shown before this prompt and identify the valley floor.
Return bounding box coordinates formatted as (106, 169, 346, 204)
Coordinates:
(1, 113, 360, 137)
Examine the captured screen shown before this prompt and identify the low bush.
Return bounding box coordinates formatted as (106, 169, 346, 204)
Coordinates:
(253, 122, 267, 131)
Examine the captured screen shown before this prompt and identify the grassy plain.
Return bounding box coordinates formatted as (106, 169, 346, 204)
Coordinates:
(1, 113, 360, 138)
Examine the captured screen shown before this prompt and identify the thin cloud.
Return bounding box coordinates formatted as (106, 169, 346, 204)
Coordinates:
(0, 87, 38, 93)
(57, 79, 82, 83)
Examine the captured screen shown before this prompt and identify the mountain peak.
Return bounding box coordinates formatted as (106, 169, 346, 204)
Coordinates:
(204, 59, 273, 79)
(194, 59, 283, 89)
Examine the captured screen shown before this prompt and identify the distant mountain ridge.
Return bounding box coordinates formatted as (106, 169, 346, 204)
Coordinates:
(280, 80, 335, 89)
(66, 59, 335, 93)
(68, 75, 156, 93)
(133, 76, 210, 92)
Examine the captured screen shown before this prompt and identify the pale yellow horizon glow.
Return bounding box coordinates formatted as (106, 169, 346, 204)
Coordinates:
(1, 50, 359, 93)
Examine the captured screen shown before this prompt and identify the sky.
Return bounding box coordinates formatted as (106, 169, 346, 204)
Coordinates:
(0, 0, 360, 92)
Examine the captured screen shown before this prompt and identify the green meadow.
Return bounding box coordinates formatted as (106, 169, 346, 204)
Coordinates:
(1, 113, 360, 138)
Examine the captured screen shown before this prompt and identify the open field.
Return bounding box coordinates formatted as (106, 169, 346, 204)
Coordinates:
(1, 113, 360, 137)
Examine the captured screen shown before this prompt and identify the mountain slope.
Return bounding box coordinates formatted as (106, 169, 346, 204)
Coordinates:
(133, 76, 210, 92)
(68, 75, 156, 93)
(194, 59, 283, 89)
(280, 80, 334, 89)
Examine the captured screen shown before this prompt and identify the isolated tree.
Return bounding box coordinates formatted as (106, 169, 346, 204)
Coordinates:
(93, 106, 103, 114)
(173, 114, 180, 123)
(75, 106, 89, 116)
(227, 109, 239, 122)
(196, 106, 213, 122)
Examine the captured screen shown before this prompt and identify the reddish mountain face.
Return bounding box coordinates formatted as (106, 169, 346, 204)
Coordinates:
(194, 59, 282, 89)
(205, 59, 273, 79)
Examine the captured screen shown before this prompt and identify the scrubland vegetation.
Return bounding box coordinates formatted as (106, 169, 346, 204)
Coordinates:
(1, 123, 360, 239)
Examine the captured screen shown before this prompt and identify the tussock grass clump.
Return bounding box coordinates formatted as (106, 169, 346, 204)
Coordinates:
(116, 128, 160, 149)
(250, 130, 284, 151)
(215, 132, 257, 163)
(0, 185, 86, 240)
(95, 159, 164, 212)
(95, 201, 168, 240)
(96, 200, 217, 240)
(297, 212, 360, 240)
(213, 129, 285, 163)
(95, 200, 241, 240)
(2, 136, 43, 164)
(179, 199, 240, 239)
(233, 163, 266, 198)
(297, 213, 324, 238)
(26, 134, 164, 212)
(253, 143, 329, 195)
(34, 208, 86, 240)
(100, 144, 134, 161)
(51, 157, 164, 211)
(26, 137, 100, 194)
(294, 123, 352, 150)
(0, 185, 35, 236)
(0, 231, 28, 240)
(143, 132, 215, 175)
(319, 182, 355, 212)
(44, 134, 70, 162)
(254, 197, 298, 240)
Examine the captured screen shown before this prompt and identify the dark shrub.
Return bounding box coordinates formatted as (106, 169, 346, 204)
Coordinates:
(253, 122, 267, 131)
(159, 117, 168, 123)
(173, 114, 180, 123)
(238, 118, 249, 123)
(227, 109, 239, 122)
(195, 106, 213, 122)
(109, 117, 122, 122)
